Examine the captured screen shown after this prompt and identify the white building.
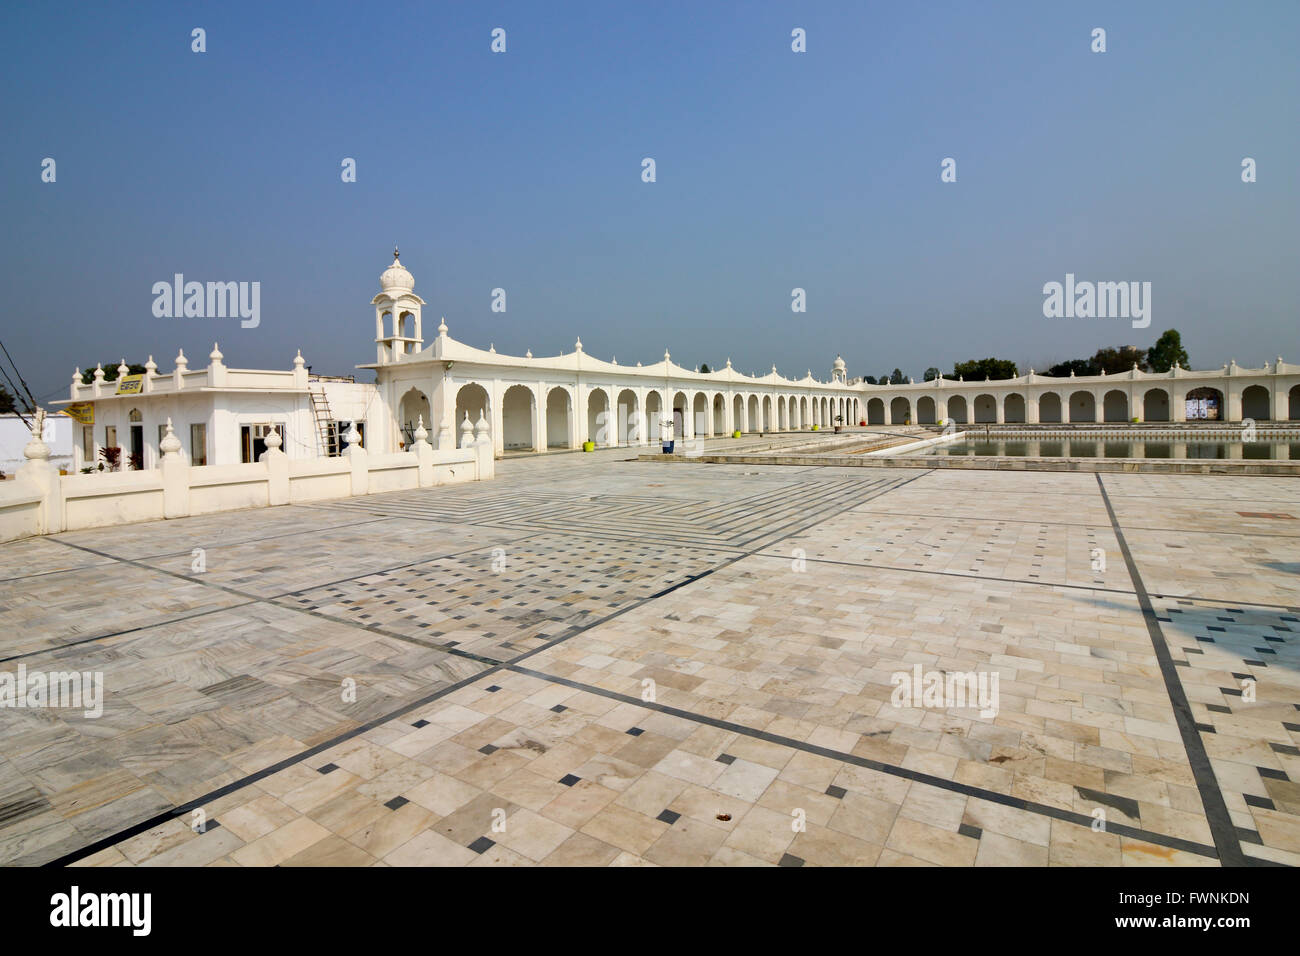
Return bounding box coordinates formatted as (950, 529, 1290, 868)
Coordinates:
(53, 250, 1300, 470)
(364, 252, 864, 458)
(0, 412, 73, 476)
(56, 349, 375, 472)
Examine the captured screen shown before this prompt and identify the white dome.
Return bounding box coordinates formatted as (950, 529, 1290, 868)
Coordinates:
(833, 355, 846, 369)
(380, 249, 414, 294)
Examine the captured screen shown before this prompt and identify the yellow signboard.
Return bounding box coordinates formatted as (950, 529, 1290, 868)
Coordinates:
(115, 374, 144, 395)
(61, 402, 95, 425)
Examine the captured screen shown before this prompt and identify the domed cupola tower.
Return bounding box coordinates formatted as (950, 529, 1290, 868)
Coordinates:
(371, 247, 427, 363)
(831, 355, 847, 384)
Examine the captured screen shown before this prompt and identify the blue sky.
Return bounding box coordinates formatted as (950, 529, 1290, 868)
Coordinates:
(2, 0, 1297, 402)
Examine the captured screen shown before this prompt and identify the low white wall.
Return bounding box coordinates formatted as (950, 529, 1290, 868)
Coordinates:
(62, 471, 166, 529)
(0, 434, 492, 543)
(287, 460, 353, 504)
(1, 414, 74, 475)
(188, 463, 271, 516)
(0, 486, 42, 539)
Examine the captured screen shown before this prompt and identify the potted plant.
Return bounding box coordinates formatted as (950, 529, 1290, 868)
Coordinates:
(834, 415, 843, 434)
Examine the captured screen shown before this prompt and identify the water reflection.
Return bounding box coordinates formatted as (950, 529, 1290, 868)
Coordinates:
(924, 439, 1298, 460)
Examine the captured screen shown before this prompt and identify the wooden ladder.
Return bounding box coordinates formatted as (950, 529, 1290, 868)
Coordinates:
(309, 385, 338, 457)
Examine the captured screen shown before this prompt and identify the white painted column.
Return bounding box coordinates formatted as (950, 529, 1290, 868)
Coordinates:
(533, 383, 546, 452)
(491, 380, 505, 457)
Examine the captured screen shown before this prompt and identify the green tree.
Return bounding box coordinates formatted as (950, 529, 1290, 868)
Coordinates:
(0, 384, 15, 414)
(862, 375, 878, 385)
(1146, 329, 1189, 373)
(891, 368, 905, 384)
(952, 358, 1018, 380)
(698, 363, 711, 374)
(1046, 358, 1095, 377)
(923, 366, 941, 381)
(81, 362, 146, 385)
(1091, 345, 1148, 375)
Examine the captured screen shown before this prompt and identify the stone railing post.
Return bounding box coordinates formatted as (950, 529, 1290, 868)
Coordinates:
(17, 408, 63, 534)
(159, 418, 191, 519)
(473, 412, 494, 480)
(412, 415, 435, 488)
(344, 422, 368, 496)
(208, 343, 228, 387)
(259, 426, 289, 506)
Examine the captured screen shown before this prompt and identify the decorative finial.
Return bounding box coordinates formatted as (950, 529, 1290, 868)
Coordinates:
(23, 408, 50, 463)
(210, 342, 223, 362)
(393, 245, 400, 260)
(160, 418, 182, 456)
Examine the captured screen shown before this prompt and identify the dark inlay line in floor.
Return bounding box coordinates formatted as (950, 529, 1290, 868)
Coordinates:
(40, 472, 925, 867)
(1094, 473, 1246, 867)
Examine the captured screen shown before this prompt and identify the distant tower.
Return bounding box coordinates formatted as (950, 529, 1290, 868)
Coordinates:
(372, 247, 426, 363)
(831, 355, 847, 384)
